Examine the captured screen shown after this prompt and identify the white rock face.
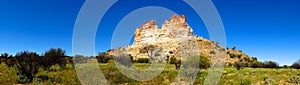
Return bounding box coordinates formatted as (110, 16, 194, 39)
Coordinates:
(108, 14, 252, 65)
(110, 14, 201, 61)
(133, 15, 193, 45)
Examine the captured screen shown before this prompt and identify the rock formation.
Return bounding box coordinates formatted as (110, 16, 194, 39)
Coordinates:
(133, 15, 193, 45)
(108, 14, 255, 65)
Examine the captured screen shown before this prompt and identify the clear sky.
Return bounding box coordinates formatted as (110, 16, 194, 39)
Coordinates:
(0, 0, 299, 65)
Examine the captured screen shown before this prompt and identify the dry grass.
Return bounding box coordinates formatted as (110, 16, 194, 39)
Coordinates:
(1, 63, 300, 85)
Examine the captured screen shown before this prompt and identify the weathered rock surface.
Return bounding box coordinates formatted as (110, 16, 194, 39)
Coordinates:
(108, 14, 255, 65)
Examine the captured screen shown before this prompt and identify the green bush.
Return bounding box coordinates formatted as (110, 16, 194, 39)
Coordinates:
(283, 65, 288, 68)
(263, 61, 279, 68)
(34, 67, 80, 85)
(291, 60, 300, 69)
(170, 57, 177, 64)
(210, 50, 216, 55)
(0, 63, 18, 84)
(15, 51, 40, 83)
(181, 55, 210, 69)
(229, 53, 235, 58)
(41, 48, 67, 70)
(251, 57, 257, 61)
(291, 63, 300, 69)
(136, 58, 150, 63)
(228, 62, 233, 66)
(250, 61, 263, 68)
(97, 52, 112, 63)
(234, 61, 242, 70)
(199, 55, 210, 69)
(226, 51, 230, 54)
(243, 57, 251, 62)
(229, 53, 242, 58)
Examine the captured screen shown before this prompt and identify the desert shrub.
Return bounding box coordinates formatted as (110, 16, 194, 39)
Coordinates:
(210, 50, 216, 54)
(4, 57, 16, 67)
(237, 54, 242, 58)
(283, 65, 288, 68)
(291, 60, 300, 69)
(229, 53, 242, 58)
(97, 52, 112, 63)
(0, 63, 18, 84)
(0, 53, 9, 64)
(250, 61, 263, 68)
(40, 48, 67, 70)
(291, 63, 300, 69)
(251, 57, 257, 61)
(229, 53, 236, 58)
(288, 76, 300, 84)
(15, 51, 40, 83)
(34, 68, 80, 85)
(234, 61, 242, 70)
(199, 55, 211, 69)
(136, 58, 150, 63)
(241, 62, 250, 67)
(180, 55, 210, 69)
(243, 57, 251, 62)
(0, 53, 15, 67)
(228, 62, 233, 66)
(113, 56, 133, 67)
(226, 51, 230, 54)
(129, 55, 134, 63)
(175, 60, 181, 70)
(263, 61, 279, 68)
(239, 58, 244, 62)
(170, 57, 177, 64)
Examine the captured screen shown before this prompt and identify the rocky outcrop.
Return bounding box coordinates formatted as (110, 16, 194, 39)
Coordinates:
(133, 15, 193, 45)
(109, 14, 255, 65)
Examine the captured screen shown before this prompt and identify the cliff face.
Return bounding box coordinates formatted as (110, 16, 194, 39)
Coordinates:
(109, 14, 255, 65)
(133, 15, 193, 45)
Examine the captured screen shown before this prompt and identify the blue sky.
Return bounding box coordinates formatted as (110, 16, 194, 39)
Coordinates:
(0, 0, 299, 65)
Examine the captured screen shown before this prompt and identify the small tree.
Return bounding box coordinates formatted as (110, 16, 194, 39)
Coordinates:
(291, 60, 300, 69)
(0, 53, 9, 64)
(15, 51, 40, 83)
(283, 65, 288, 68)
(140, 45, 155, 58)
(251, 57, 258, 61)
(291, 63, 300, 69)
(232, 46, 237, 50)
(235, 61, 242, 70)
(250, 61, 263, 68)
(263, 61, 279, 68)
(41, 48, 67, 70)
